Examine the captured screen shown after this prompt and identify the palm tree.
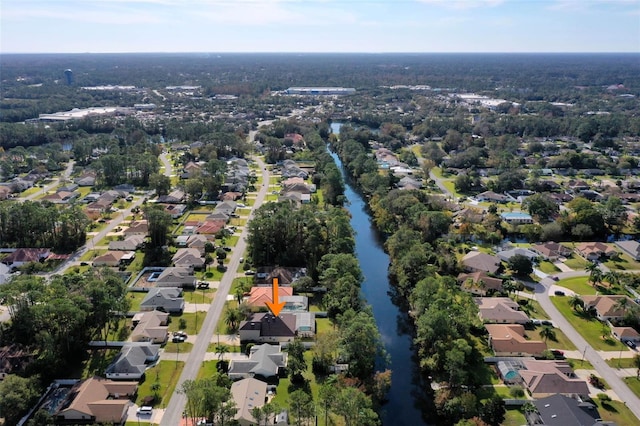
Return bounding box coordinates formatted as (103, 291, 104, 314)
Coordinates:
(215, 343, 229, 362)
(539, 325, 556, 343)
(568, 294, 584, 312)
(633, 354, 640, 379)
(586, 261, 602, 287)
(614, 297, 630, 320)
(604, 271, 620, 289)
(224, 306, 243, 332)
(502, 279, 516, 298)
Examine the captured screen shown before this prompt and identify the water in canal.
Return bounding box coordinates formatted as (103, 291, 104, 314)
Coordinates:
(329, 122, 427, 425)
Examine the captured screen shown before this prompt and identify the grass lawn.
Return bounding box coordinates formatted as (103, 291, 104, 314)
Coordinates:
(555, 276, 597, 295)
(266, 194, 278, 202)
(20, 187, 41, 197)
(196, 268, 224, 281)
(528, 326, 577, 350)
(80, 249, 107, 262)
(538, 260, 560, 274)
(567, 358, 595, 370)
(95, 235, 120, 246)
(168, 312, 203, 335)
(518, 299, 551, 320)
(563, 255, 589, 270)
(226, 235, 239, 247)
(271, 352, 322, 420)
(604, 253, 640, 271)
(125, 253, 145, 273)
(79, 349, 120, 379)
(106, 318, 132, 341)
(136, 361, 184, 407)
(229, 218, 247, 227)
(594, 399, 639, 425)
(502, 408, 527, 426)
(315, 318, 335, 336)
(551, 297, 629, 351)
(216, 302, 236, 334)
(623, 377, 640, 398)
(163, 341, 193, 353)
(441, 180, 460, 198)
(182, 289, 214, 304)
(197, 360, 219, 380)
(127, 291, 147, 311)
(269, 176, 280, 184)
(607, 357, 640, 369)
(206, 343, 241, 353)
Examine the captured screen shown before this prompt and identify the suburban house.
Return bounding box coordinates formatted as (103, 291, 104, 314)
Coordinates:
(519, 359, 590, 398)
(475, 297, 530, 324)
(485, 324, 547, 357)
(172, 248, 205, 269)
(239, 312, 315, 343)
(227, 344, 287, 380)
(92, 250, 135, 267)
(500, 212, 534, 224)
(611, 326, 640, 344)
(206, 211, 230, 222)
(581, 295, 638, 321)
(476, 191, 510, 203)
(105, 343, 159, 380)
(215, 200, 237, 216)
(75, 172, 96, 187)
(230, 377, 267, 426)
(157, 189, 185, 204)
(280, 160, 309, 179)
(196, 220, 226, 235)
(526, 394, 614, 426)
(42, 190, 78, 204)
(53, 377, 137, 425)
(181, 161, 203, 179)
(1, 248, 50, 269)
(496, 247, 539, 262)
(575, 242, 617, 261)
(457, 271, 503, 296)
(247, 286, 294, 308)
(140, 288, 185, 314)
(123, 220, 149, 237)
(461, 251, 502, 274)
(614, 240, 640, 260)
(161, 203, 187, 219)
(154, 267, 197, 288)
(131, 310, 170, 344)
(531, 242, 572, 260)
(109, 235, 145, 251)
(255, 266, 307, 287)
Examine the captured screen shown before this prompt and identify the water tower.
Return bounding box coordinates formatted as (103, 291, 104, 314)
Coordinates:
(64, 69, 74, 85)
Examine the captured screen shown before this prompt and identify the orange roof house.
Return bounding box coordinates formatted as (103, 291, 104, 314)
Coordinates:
(247, 286, 294, 308)
(485, 324, 547, 357)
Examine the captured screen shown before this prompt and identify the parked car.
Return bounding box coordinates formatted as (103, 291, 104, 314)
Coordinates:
(554, 290, 565, 296)
(172, 335, 186, 343)
(197, 281, 210, 289)
(541, 320, 553, 326)
(551, 349, 565, 359)
(626, 340, 637, 349)
(137, 406, 153, 415)
(244, 270, 256, 276)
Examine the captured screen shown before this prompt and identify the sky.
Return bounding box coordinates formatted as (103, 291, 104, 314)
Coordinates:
(1, 0, 639, 53)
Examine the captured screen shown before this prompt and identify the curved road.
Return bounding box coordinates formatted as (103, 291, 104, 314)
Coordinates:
(534, 272, 640, 420)
(160, 156, 270, 426)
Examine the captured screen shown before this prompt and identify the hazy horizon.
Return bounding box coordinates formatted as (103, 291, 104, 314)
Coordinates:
(2, 0, 638, 54)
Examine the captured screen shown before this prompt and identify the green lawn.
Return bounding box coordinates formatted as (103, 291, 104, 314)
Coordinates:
(206, 343, 241, 353)
(182, 289, 214, 304)
(538, 260, 560, 274)
(551, 297, 629, 351)
(79, 349, 120, 379)
(167, 312, 204, 335)
(271, 351, 323, 422)
(528, 326, 577, 350)
(20, 187, 41, 197)
(315, 318, 335, 336)
(624, 377, 640, 399)
(136, 361, 185, 407)
(604, 253, 640, 271)
(563, 255, 589, 270)
(80, 249, 107, 261)
(555, 276, 597, 295)
(567, 358, 595, 370)
(594, 399, 639, 426)
(163, 341, 193, 353)
(518, 299, 551, 320)
(442, 180, 461, 198)
(127, 291, 147, 311)
(197, 360, 219, 380)
(195, 268, 224, 281)
(125, 253, 145, 273)
(607, 357, 640, 369)
(502, 408, 527, 426)
(269, 176, 280, 184)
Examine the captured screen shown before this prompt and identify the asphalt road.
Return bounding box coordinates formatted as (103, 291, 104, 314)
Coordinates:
(20, 159, 75, 201)
(535, 272, 640, 420)
(159, 156, 269, 426)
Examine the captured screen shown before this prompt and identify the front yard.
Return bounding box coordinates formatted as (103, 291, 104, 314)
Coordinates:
(555, 276, 597, 295)
(135, 361, 185, 407)
(551, 297, 629, 351)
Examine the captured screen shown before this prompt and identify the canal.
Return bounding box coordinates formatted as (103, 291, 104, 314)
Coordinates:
(329, 123, 427, 425)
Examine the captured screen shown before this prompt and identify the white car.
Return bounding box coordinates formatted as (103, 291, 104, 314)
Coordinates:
(137, 406, 153, 415)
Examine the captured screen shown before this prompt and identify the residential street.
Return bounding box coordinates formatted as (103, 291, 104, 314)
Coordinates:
(534, 273, 640, 420)
(19, 159, 75, 201)
(159, 156, 269, 426)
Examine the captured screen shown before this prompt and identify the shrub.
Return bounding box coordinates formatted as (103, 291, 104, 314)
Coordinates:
(509, 386, 525, 398)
